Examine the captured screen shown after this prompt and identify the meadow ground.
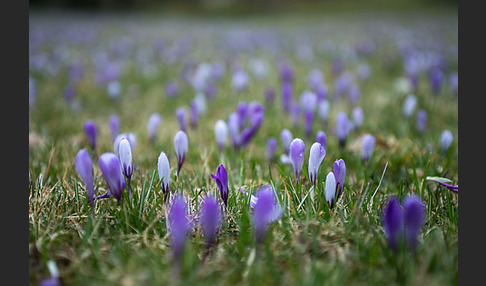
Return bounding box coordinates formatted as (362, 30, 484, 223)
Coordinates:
(29, 8, 458, 285)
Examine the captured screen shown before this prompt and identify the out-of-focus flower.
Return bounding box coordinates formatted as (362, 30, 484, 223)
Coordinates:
(403, 195, 426, 251)
(83, 120, 97, 151)
(253, 185, 283, 243)
(176, 107, 187, 132)
(429, 68, 443, 95)
(147, 113, 162, 144)
(308, 142, 326, 187)
(118, 138, 133, 199)
(231, 70, 249, 91)
(357, 63, 371, 81)
(98, 152, 126, 203)
(440, 129, 453, 153)
(168, 196, 191, 261)
(402, 94, 417, 118)
(307, 69, 324, 91)
(348, 84, 360, 104)
(75, 148, 94, 207)
(280, 129, 293, 155)
(267, 137, 277, 162)
(352, 107, 364, 129)
(29, 77, 36, 107)
(39, 260, 61, 286)
(278, 62, 294, 83)
(200, 196, 221, 245)
(304, 109, 314, 138)
(289, 138, 305, 180)
(336, 112, 351, 148)
(317, 99, 330, 123)
(211, 164, 229, 209)
(190, 100, 198, 129)
(281, 82, 293, 113)
(249, 58, 269, 80)
(165, 80, 180, 97)
(107, 80, 122, 99)
(214, 119, 228, 151)
(416, 109, 427, 134)
(109, 114, 119, 142)
(316, 130, 327, 149)
(174, 130, 188, 176)
(383, 196, 404, 252)
(265, 86, 275, 105)
(315, 83, 328, 101)
(361, 134, 376, 163)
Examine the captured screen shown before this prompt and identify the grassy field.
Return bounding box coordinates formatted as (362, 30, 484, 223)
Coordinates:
(29, 8, 458, 285)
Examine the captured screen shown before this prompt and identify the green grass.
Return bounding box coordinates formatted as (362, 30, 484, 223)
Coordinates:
(29, 9, 457, 285)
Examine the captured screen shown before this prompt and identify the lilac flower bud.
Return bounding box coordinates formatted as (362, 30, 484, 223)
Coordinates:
(98, 152, 126, 203)
(165, 80, 180, 97)
(361, 134, 376, 163)
(324, 172, 337, 208)
(429, 68, 443, 95)
(174, 130, 188, 176)
(440, 130, 453, 153)
(416, 110, 427, 134)
(83, 120, 97, 151)
(253, 185, 283, 243)
(383, 197, 404, 252)
(291, 103, 301, 128)
(402, 94, 417, 118)
(147, 113, 162, 143)
(300, 90, 317, 113)
(109, 114, 119, 142)
(114, 133, 136, 156)
(403, 195, 426, 251)
(278, 62, 294, 83)
(289, 138, 305, 179)
(307, 69, 324, 90)
(194, 92, 207, 115)
(200, 196, 221, 245)
(315, 83, 328, 101)
(336, 112, 351, 148)
(267, 137, 277, 161)
(157, 151, 170, 196)
(107, 80, 121, 99)
(348, 84, 360, 105)
(75, 148, 94, 207)
(308, 142, 326, 186)
(190, 100, 198, 129)
(352, 107, 364, 129)
(231, 70, 249, 91)
(264, 86, 275, 105)
(280, 129, 293, 155)
(168, 196, 191, 261)
(317, 99, 330, 123)
(228, 112, 241, 149)
(175, 107, 187, 132)
(333, 159, 346, 198)
(118, 138, 133, 199)
(211, 164, 229, 209)
(237, 102, 249, 129)
(304, 109, 314, 138)
(316, 131, 327, 149)
(214, 119, 228, 151)
(281, 82, 293, 113)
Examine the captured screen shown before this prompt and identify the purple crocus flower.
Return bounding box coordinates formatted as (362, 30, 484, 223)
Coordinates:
(64, 84, 75, 104)
(324, 172, 337, 208)
(267, 137, 277, 162)
(440, 130, 453, 153)
(157, 151, 171, 198)
(175, 107, 187, 132)
(383, 197, 404, 252)
(114, 133, 136, 156)
(361, 134, 376, 163)
(165, 80, 180, 97)
(190, 100, 198, 129)
(315, 83, 328, 102)
(336, 112, 351, 148)
(168, 196, 191, 261)
(403, 195, 426, 251)
(308, 142, 326, 186)
(147, 113, 162, 144)
(118, 138, 133, 199)
(228, 112, 241, 149)
(75, 148, 94, 207)
(278, 62, 294, 83)
(289, 138, 305, 180)
(83, 120, 97, 151)
(317, 99, 330, 123)
(264, 86, 275, 105)
(352, 107, 364, 130)
(348, 84, 360, 105)
(333, 159, 346, 198)
(402, 94, 417, 118)
(280, 129, 293, 155)
(109, 114, 119, 142)
(211, 164, 229, 209)
(281, 82, 293, 113)
(98, 152, 126, 203)
(304, 109, 314, 138)
(316, 130, 327, 149)
(39, 260, 60, 286)
(236, 102, 249, 129)
(449, 72, 458, 95)
(291, 103, 301, 128)
(416, 110, 427, 134)
(231, 70, 249, 92)
(200, 196, 221, 245)
(174, 130, 188, 176)
(429, 68, 443, 95)
(214, 119, 228, 151)
(253, 185, 283, 243)
(427, 176, 458, 193)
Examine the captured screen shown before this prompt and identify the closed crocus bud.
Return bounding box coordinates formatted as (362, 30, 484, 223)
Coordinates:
(403, 195, 426, 251)
(324, 172, 337, 208)
(83, 120, 97, 151)
(109, 114, 119, 142)
(200, 196, 221, 245)
(308, 142, 326, 187)
(169, 196, 191, 262)
(147, 113, 162, 143)
(75, 148, 94, 207)
(352, 107, 364, 129)
(175, 107, 187, 132)
(114, 133, 136, 156)
(315, 83, 328, 102)
(174, 130, 188, 176)
(281, 82, 293, 113)
(304, 109, 314, 138)
(214, 119, 228, 151)
(317, 99, 330, 123)
(253, 185, 283, 244)
(291, 103, 301, 128)
(416, 110, 427, 134)
(316, 130, 327, 149)
(280, 129, 293, 155)
(336, 112, 351, 148)
(361, 134, 376, 163)
(383, 196, 404, 252)
(190, 100, 198, 129)
(98, 152, 126, 203)
(118, 138, 133, 199)
(228, 112, 241, 149)
(211, 164, 229, 209)
(289, 138, 305, 180)
(333, 159, 346, 198)
(402, 94, 417, 118)
(440, 130, 453, 153)
(267, 137, 277, 162)
(279, 62, 294, 83)
(157, 151, 170, 198)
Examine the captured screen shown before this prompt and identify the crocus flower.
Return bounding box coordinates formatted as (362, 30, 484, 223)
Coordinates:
(265, 86, 275, 105)
(194, 92, 207, 116)
(361, 134, 376, 163)
(165, 80, 180, 97)
(383, 196, 404, 252)
(348, 84, 360, 105)
(403, 195, 426, 251)
(114, 133, 136, 156)
(304, 109, 314, 138)
(75, 148, 94, 207)
(228, 112, 241, 149)
(118, 138, 133, 199)
(426, 176, 458, 193)
(429, 68, 443, 95)
(336, 112, 351, 148)
(324, 172, 337, 208)
(316, 130, 327, 149)
(402, 94, 417, 118)
(214, 119, 228, 151)
(416, 109, 427, 134)
(253, 185, 283, 243)
(440, 129, 453, 153)
(175, 107, 187, 132)
(200, 196, 221, 245)
(231, 70, 249, 92)
(147, 113, 162, 143)
(157, 151, 170, 198)
(83, 120, 97, 151)
(291, 103, 301, 128)
(317, 99, 330, 123)
(278, 62, 294, 83)
(190, 100, 198, 129)
(281, 81, 293, 113)
(174, 130, 188, 176)
(289, 138, 305, 180)
(211, 164, 229, 209)
(267, 137, 277, 162)
(307, 69, 324, 90)
(315, 83, 328, 101)
(109, 114, 119, 142)
(280, 129, 293, 155)
(357, 63, 371, 81)
(333, 159, 346, 198)
(352, 107, 364, 129)
(168, 196, 191, 261)
(98, 152, 126, 203)
(308, 142, 326, 186)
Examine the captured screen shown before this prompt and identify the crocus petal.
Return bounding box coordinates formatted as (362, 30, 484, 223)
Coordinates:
(308, 142, 326, 186)
(403, 195, 426, 251)
(315, 130, 327, 149)
(83, 120, 97, 151)
(200, 196, 221, 245)
(324, 172, 337, 208)
(169, 196, 191, 260)
(98, 152, 125, 202)
(211, 164, 228, 208)
(253, 185, 282, 243)
(176, 107, 187, 132)
(440, 130, 453, 153)
(147, 113, 162, 142)
(267, 137, 277, 161)
(118, 138, 133, 179)
(383, 197, 404, 252)
(75, 148, 94, 206)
